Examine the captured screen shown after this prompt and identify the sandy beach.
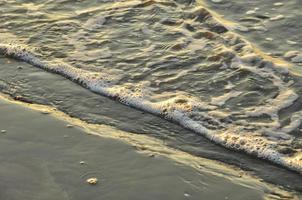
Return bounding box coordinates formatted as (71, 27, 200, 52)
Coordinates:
(0, 96, 300, 199)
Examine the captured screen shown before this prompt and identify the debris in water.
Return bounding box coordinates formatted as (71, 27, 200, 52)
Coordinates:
(80, 161, 86, 165)
(1, 130, 6, 133)
(66, 124, 73, 128)
(86, 178, 98, 185)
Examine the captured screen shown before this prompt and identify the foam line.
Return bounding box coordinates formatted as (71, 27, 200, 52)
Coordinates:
(0, 43, 301, 174)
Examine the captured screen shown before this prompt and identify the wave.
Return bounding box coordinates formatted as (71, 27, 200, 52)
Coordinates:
(0, 1, 301, 174)
(1, 39, 301, 174)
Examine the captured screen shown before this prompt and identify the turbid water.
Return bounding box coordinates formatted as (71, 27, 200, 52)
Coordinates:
(0, 0, 301, 197)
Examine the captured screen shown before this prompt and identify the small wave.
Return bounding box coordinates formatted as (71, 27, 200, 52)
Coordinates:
(0, 0, 301, 174)
(0, 41, 301, 174)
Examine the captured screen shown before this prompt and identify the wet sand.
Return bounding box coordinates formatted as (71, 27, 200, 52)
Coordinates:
(0, 96, 300, 200)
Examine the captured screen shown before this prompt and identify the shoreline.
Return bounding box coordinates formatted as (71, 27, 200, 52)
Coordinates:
(0, 94, 300, 199)
(0, 1, 301, 173)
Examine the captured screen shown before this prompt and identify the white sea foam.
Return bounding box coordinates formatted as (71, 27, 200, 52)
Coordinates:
(0, 42, 301, 174)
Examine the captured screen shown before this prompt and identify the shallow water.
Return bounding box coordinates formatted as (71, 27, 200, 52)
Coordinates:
(0, 0, 301, 194)
(203, 0, 302, 60)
